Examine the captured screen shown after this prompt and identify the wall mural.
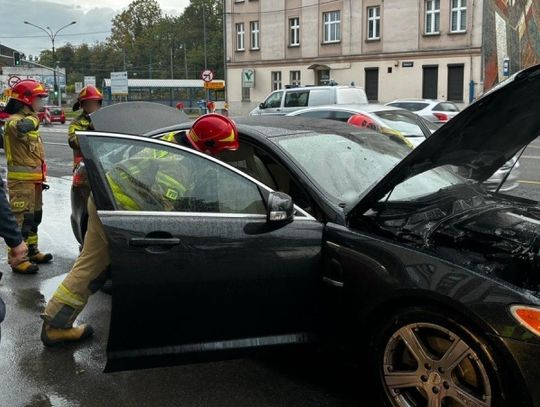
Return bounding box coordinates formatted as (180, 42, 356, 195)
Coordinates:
(483, 0, 540, 90)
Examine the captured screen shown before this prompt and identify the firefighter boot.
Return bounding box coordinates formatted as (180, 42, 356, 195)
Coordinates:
(41, 322, 94, 347)
(28, 245, 53, 264)
(11, 260, 39, 275)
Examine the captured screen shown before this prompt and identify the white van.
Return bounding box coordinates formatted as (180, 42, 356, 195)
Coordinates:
(249, 85, 368, 116)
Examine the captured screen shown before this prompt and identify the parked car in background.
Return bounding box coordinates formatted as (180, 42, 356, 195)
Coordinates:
(250, 85, 368, 116)
(287, 104, 429, 147)
(38, 106, 66, 124)
(386, 98, 461, 124)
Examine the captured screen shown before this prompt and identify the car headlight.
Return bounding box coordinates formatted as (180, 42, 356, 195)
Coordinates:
(510, 305, 540, 336)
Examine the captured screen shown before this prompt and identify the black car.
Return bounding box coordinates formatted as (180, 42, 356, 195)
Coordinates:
(74, 65, 540, 407)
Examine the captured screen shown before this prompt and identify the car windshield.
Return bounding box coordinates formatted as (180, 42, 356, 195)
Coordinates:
(275, 131, 464, 206)
(374, 111, 426, 137)
(388, 102, 429, 112)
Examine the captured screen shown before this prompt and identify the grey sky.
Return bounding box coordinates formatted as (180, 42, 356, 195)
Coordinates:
(0, 0, 189, 58)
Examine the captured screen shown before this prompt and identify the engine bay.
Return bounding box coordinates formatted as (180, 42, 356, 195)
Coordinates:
(364, 188, 540, 291)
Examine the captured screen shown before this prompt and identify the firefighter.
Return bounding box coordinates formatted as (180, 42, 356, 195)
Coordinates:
(68, 85, 103, 170)
(41, 114, 239, 346)
(3, 79, 52, 274)
(347, 113, 414, 149)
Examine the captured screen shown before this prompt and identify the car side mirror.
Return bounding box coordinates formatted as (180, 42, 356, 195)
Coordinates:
(259, 102, 266, 110)
(267, 191, 294, 223)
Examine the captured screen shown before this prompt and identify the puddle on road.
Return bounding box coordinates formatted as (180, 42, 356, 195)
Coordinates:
(12, 274, 65, 312)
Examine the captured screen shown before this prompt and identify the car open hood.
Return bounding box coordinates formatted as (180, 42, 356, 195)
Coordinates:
(90, 102, 188, 135)
(348, 64, 540, 219)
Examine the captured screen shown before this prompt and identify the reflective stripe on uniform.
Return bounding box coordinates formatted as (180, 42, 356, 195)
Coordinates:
(52, 283, 87, 309)
(26, 235, 38, 245)
(7, 165, 43, 181)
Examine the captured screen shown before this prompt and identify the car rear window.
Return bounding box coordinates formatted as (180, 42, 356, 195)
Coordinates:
(388, 102, 429, 112)
(434, 102, 460, 112)
(374, 111, 426, 137)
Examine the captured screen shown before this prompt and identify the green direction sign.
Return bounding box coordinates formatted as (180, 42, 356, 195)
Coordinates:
(242, 68, 255, 88)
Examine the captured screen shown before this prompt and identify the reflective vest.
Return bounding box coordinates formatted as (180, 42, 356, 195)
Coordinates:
(4, 109, 45, 182)
(68, 112, 93, 167)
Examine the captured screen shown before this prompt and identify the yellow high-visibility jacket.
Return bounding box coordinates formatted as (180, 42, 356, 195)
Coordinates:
(4, 108, 45, 182)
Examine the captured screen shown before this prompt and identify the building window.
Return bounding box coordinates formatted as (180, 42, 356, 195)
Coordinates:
(425, 0, 440, 34)
(451, 0, 467, 33)
(242, 87, 250, 102)
(271, 71, 282, 91)
(289, 17, 300, 46)
(367, 6, 381, 40)
(323, 11, 341, 43)
(250, 21, 260, 50)
(236, 23, 245, 51)
(290, 70, 301, 86)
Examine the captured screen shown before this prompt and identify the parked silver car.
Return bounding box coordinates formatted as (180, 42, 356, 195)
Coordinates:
(287, 104, 429, 147)
(386, 98, 461, 124)
(287, 104, 520, 191)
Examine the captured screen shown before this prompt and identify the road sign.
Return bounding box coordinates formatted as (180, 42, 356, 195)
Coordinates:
(84, 76, 96, 86)
(242, 68, 255, 88)
(204, 80, 225, 90)
(8, 75, 21, 88)
(110, 71, 128, 96)
(503, 57, 510, 77)
(75, 82, 83, 93)
(201, 69, 214, 83)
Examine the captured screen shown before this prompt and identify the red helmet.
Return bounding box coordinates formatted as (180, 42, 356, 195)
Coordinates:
(347, 113, 379, 130)
(10, 79, 48, 106)
(186, 114, 239, 155)
(73, 85, 103, 111)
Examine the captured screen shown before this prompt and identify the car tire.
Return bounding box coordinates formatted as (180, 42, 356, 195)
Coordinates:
(368, 306, 519, 407)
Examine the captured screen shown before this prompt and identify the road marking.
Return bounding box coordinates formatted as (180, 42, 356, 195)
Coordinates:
(526, 145, 540, 149)
(518, 180, 540, 185)
(521, 155, 540, 160)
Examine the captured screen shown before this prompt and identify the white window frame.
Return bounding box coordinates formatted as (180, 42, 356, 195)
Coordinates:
(271, 71, 282, 91)
(289, 17, 300, 46)
(290, 70, 301, 86)
(425, 0, 440, 35)
(323, 11, 341, 44)
(250, 21, 260, 50)
(450, 0, 467, 33)
(367, 6, 381, 40)
(236, 23, 245, 51)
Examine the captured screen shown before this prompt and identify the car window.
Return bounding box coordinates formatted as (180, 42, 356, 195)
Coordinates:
(333, 111, 355, 122)
(388, 102, 429, 112)
(294, 110, 334, 119)
(284, 90, 309, 108)
(308, 89, 333, 106)
(434, 102, 460, 112)
(52, 109, 62, 115)
(374, 111, 426, 137)
(264, 91, 284, 108)
(85, 137, 266, 214)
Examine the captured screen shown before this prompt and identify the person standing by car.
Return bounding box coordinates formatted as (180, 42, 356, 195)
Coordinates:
(68, 85, 103, 172)
(3, 79, 52, 274)
(40, 114, 240, 346)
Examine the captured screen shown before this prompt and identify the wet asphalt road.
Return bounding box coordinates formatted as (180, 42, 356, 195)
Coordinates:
(2, 123, 540, 407)
(0, 123, 366, 407)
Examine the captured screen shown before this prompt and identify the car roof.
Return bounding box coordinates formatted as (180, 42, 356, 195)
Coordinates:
(145, 116, 369, 140)
(288, 104, 406, 114)
(388, 99, 442, 103)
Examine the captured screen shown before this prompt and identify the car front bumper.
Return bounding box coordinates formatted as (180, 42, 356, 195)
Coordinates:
(500, 336, 540, 407)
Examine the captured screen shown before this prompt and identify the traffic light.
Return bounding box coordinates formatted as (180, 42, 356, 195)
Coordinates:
(13, 52, 21, 66)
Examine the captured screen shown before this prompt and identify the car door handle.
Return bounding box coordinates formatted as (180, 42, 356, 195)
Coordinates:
(129, 237, 181, 247)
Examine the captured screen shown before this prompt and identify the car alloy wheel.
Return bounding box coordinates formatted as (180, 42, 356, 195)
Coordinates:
(382, 322, 491, 407)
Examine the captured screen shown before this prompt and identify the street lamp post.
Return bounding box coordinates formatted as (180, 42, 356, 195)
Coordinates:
(23, 20, 76, 106)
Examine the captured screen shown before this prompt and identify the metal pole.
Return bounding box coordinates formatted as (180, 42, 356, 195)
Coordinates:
(223, 0, 228, 104)
(203, 4, 209, 103)
(170, 46, 174, 79)
(52, 39, 58, 106)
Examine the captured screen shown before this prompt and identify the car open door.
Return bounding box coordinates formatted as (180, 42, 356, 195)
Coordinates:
(77, 132, 323, 372)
